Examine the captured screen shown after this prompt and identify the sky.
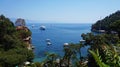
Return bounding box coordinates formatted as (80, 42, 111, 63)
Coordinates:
(0, 0, 120, 23)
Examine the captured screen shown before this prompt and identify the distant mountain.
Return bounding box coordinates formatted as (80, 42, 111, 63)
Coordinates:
(91, 10, 120, 32)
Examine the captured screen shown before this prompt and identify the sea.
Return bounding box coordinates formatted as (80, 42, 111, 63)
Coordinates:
(26, 23, 92, 62)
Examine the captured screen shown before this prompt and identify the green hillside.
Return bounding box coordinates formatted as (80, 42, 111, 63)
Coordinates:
(91, 10, 120, 32)
(0, 15, 34, 67)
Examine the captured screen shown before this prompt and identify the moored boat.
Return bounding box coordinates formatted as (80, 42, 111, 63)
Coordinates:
(40, 25, 46, 30)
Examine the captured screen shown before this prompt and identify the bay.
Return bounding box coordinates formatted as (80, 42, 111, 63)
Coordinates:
(27, 23, 91, 62)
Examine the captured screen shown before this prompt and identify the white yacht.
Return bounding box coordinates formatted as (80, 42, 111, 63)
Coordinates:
(46, 39, 51, 42)
(40, 25, 46, 30)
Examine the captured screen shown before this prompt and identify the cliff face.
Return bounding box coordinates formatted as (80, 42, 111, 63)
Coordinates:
(15, 18, 33, 50)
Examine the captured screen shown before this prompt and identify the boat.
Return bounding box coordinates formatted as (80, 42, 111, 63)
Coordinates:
(40, 25, 46, 30)
(31, 46, 35, 49)
(47, 42, 52, 45)
(46, 39, 52, 45)
(32, 24, 35, 28)
(79, 40, 85, 44)
(46, 39, 51, 42)
(63, 43, 69, 47)
(79, 40, 85, 42)
(24, 61, 30, 65)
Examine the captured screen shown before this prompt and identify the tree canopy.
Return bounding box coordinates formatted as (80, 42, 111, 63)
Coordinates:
(0, 15, 34, 67)
(91, 10, 120, 32)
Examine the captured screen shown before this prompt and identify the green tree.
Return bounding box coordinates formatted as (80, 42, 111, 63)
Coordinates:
(89, 49, 110, 67)
(43, 52, 58, 67)
(110, 20, 120, 38)
(0, 15, 34, 67)
(91, 10, 120, 32)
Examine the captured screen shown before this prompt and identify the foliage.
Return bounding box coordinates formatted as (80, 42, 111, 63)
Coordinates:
(63, 43, 86, 67)
(89, 49, 110, 67)
(81, 33, 119, 48)
(31, 11, 120, 67)
(89, 11, 120, 67)
(89, 44, 120, 67)
(17, 30, 32, 39)
(39, 52, 59, 67)
(102, 45, 120, 67)
(30, 62, 43, 67)
(91, 10, 120, 32)
(110, 20, 120, 38)
(0, 15, 34, 67)
(81, 32, 120, 67)
(1, 10, 120, 67)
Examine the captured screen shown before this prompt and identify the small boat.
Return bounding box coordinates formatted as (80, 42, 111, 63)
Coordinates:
(46, 39, 50, 42)
(79, 40, 85, 42)
(47, 42, 52, 45)
(31, 46, 35, 49)
(79, 40, 85, 44)
(46, 39, 52, 45)
(32, 24, 35, 28)
(63, 43, 69, 47)
(24, 61, 30, 65)
(40, 25, 46, 30)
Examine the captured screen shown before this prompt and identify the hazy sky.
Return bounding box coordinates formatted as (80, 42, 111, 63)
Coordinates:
(0, 0, 120, 23)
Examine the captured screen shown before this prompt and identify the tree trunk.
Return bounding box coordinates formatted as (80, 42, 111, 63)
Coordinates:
(68, 58, 70, 67)
(79, 49, 82, 61)
(118, 32, 120, 39)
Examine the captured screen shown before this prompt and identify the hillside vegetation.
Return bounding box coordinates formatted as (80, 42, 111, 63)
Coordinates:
(91, 11, 120, 32)
(0, 15, 34, 67)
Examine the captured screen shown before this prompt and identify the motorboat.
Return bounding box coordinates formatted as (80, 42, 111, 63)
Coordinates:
(63, 43, 69, 47)
(32, 24, 35, 28)
(46, 39, 52, 45)
(47, 42, 52, 45)
(46, 39, 51, 42)
(40, 25, 46, 30)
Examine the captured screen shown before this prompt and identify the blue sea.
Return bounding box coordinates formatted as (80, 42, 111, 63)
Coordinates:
(27, 23, 91, 62)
